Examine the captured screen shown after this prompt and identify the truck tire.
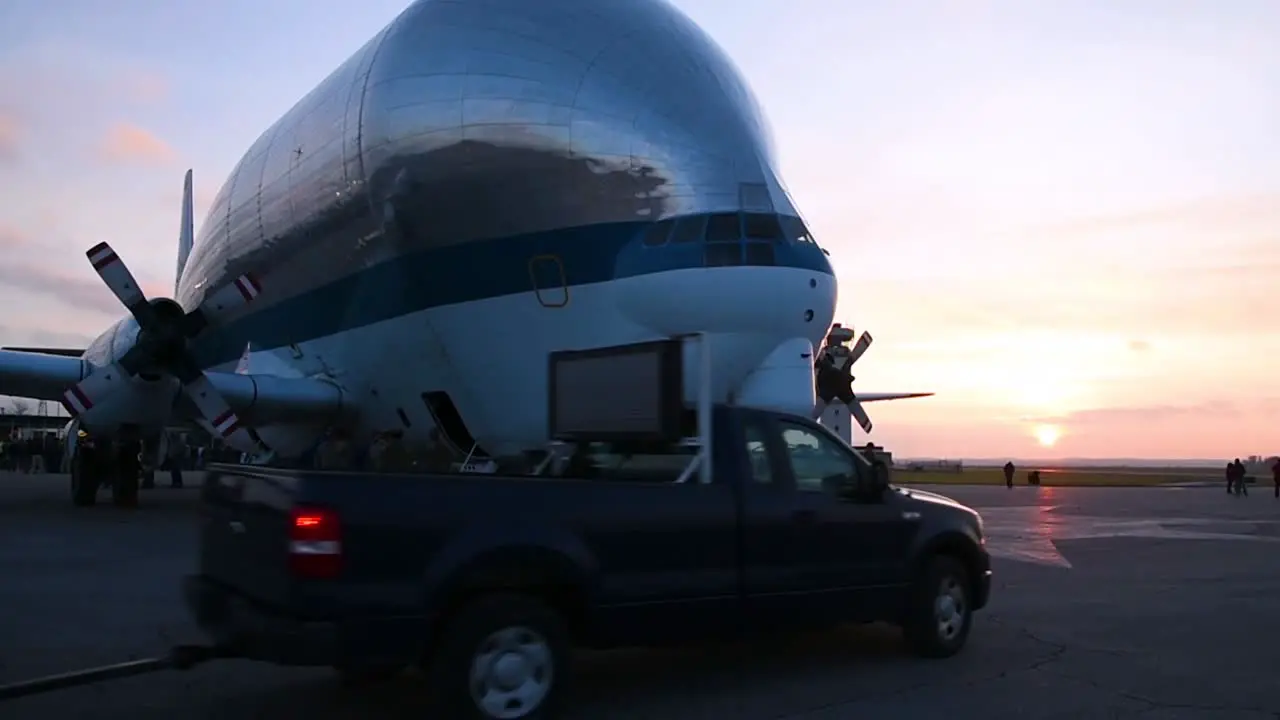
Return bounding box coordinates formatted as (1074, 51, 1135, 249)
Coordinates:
(71, 465, 97, 507)
(902, 554, 972, 659)
(428, 592, 570, 720)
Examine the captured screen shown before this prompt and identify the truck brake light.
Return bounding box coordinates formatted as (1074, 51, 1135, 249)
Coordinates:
(289, 506, 342, 579)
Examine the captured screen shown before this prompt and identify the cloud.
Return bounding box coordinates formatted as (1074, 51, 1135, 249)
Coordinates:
(0, 254, 167, 316)
(0, 41, 171, 115)
(0, 324, 95, 349)
(0, 224, 26, 248)
(123, 71, 169, 104)
(98, 123, 176, 166)
(1021, 194, 1280, 242)
(858, 259, 1280, 338)
(1127, 339, 1151, 353)
(0, 111, 20, 163)
(1033, 399, 1280, 428)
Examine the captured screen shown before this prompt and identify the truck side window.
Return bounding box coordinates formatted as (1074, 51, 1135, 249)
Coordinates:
(777, 422, 856, 493)
(743, 422, 773, 484)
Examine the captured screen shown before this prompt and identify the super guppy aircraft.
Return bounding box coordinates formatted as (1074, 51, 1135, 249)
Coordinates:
(0, 0, 928, 463)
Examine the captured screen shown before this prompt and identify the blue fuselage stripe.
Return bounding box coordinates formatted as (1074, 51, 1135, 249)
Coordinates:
(189, 220, 833, 368)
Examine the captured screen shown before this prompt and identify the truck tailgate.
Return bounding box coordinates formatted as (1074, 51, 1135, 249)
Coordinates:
(199, 467, 300, 607)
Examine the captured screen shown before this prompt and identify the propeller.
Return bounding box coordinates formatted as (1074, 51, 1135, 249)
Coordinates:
(60, 240, 268, 454)
(814, 323, 875, 434)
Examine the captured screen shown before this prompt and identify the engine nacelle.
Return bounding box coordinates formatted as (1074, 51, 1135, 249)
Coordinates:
(74, 315, 177, 435)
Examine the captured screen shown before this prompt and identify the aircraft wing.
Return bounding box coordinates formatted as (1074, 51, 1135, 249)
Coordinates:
(0, 348, 89, 404)
(857, 392, 934, 402)
(0, 348, 347, 426)
(1, 346, 87, 358)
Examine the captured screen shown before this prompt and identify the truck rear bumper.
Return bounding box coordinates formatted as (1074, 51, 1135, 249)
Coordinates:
(183, 575, 422, 668)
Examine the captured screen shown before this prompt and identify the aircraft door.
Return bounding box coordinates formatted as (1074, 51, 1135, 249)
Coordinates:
(528, 254, 569, 308)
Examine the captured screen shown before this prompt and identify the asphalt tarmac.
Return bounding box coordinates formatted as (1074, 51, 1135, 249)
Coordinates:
(1, 473, 1278, 719)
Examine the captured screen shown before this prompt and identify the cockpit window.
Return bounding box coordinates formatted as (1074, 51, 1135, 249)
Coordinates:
(670, 215, 707, 243)
(642, 219, 675, 246)
(744, 243, 775, 266)
(705, 243, 741, 266)
(743, 213, 783, 241)
(780, 216, 815, 244)
(705, 213, 741, 242)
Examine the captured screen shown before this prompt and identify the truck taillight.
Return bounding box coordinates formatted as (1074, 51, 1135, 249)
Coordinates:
(289, 506, 342, 579)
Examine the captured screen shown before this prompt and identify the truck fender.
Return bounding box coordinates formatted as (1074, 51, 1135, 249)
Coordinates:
(908, 529, 984, 587)
(419, 523, 599, 636)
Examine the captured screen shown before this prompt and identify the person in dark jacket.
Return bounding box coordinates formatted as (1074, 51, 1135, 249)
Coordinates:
(1231, 459, 1247, 497)
(1271, 458, 1280, 499)
(1003, 461, 1015, 489)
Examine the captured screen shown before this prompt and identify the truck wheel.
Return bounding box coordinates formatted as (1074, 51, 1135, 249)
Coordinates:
(902, 555, 972, 659)
(71, 466, 97, 507)
(428, 592, 570, 720)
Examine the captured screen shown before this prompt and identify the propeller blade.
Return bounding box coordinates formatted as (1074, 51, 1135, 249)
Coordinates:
(179, 371, 268, 454)
(87, 242, 153, 325)
(847, 396, 873, 434)
(812, 399, 827, 419)
(59, 363, 129, 417)
(846, 331, 873, 365)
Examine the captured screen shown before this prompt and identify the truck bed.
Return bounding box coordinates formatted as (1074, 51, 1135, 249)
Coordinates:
(196, 463, 742, 638)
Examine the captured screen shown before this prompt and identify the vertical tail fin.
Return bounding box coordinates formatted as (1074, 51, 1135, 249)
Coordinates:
(174, 169, 195, 295)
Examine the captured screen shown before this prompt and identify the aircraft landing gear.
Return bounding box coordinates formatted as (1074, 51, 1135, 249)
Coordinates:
(70, 462, 98, 507)
(111, 468, 140, 507)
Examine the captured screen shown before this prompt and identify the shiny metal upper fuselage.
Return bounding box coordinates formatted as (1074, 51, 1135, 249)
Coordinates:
(169, 0, 825, 369)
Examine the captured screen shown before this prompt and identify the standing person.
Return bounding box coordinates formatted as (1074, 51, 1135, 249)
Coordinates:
(1226, 461, 1236, 494)
(1003, 461, 1016, 489)
(1271, 458, 1280, 499)
(315, 427, 355, 470)
(115, 428, 143, 507)
(1232, 458, 1247, 497)
(166, 433, 187, 488)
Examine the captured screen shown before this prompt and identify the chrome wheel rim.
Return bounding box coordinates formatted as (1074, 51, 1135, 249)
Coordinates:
(469, 625, 553, 719)
(934, 576, 967, 641)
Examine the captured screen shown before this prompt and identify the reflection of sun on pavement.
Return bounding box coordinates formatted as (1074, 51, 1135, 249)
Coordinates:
(979, 505, 1075, 568)
(974, 505, 1280, 569)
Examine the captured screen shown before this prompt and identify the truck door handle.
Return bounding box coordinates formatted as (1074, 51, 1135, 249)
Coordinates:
(793, 509, 817, 524)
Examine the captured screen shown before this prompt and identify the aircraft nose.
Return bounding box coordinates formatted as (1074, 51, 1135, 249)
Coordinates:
(613, 236, 837, 340)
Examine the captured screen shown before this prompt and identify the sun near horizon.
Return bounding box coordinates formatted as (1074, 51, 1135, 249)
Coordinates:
(1034, 425, 1062, 449)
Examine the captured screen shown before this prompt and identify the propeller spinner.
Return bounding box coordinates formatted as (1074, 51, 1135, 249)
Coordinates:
(814, 323, 875, 434)
(60, 241, 268, 454)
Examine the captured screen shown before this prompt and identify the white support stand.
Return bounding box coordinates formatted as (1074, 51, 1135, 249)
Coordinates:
(818, 401, 854, 447)
(695, 332, 712, 485)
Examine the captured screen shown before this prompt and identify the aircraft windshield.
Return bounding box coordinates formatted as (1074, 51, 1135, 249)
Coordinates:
(780, 216, 816, 245)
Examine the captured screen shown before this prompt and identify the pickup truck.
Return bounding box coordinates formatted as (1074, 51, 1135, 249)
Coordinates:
(185, 404, 991, 720)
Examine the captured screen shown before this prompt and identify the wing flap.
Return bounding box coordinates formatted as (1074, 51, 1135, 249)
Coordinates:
(0, 347, 87, 358)
(857, 392, 934, 402)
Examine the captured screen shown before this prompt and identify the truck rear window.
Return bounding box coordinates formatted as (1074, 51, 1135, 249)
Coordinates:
(569, 441, 699, 483)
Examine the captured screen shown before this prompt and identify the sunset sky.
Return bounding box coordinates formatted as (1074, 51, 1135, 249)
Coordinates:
(0, 0, 1276, 459)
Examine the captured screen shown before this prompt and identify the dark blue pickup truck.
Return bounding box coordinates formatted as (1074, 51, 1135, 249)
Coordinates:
(185, 403, 990, 719)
